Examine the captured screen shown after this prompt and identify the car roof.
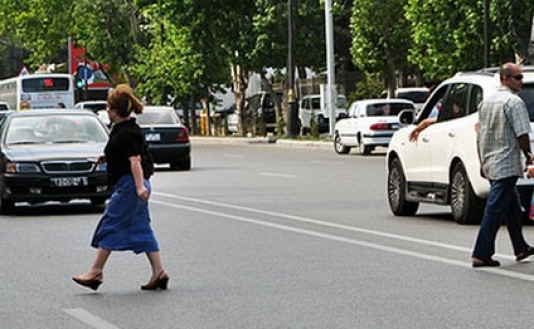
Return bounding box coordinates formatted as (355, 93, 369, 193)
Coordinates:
(143, 106, 175, 111)
(452, 65, 534, 84)
(76, 100, 107, 104)
(352, 98, 415, 105)
(7, 109, 98, 118)
(395, 87, 429, 92)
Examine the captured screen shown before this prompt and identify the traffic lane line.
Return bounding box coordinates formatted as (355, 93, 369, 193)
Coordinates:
(151, 197, 534, 281)
(63, 308, 120, 329)
(152, 192, 514, 261)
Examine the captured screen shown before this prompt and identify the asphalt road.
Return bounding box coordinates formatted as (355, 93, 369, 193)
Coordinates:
(2, 140, 534, 328)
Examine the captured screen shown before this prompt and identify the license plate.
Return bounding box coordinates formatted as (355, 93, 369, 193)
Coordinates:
(145, 133, 160, 142)
(51, 177, 88, 187)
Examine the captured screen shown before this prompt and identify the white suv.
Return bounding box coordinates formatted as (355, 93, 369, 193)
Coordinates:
(386, 67, 534, 224)
(299, 94, 347, 134)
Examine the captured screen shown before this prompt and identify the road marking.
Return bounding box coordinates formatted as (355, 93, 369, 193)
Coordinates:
(63, 308, 120, 329)
(259, 172, 295, 178)
(151, 192, 534, 281)
(224, 154, 244, 158)
(153, 192, 510, 259)
(310, 160, 345, 165)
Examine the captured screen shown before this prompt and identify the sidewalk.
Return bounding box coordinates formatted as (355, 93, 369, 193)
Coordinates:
(189, 136, 333, 150)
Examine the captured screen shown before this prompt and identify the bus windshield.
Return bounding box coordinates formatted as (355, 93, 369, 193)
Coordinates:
(22, 77, 71, 93)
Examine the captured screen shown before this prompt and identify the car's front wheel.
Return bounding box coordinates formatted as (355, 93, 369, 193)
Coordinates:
(90, 197, 107, 207)
(450, 162, 485, 224)
(334, 133, 350, 154)
(388, 157, 419, 216)
(0, 197, 15, 214)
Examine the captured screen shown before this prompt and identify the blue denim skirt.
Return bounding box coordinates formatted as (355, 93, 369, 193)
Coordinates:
(91, 175, 159, 254)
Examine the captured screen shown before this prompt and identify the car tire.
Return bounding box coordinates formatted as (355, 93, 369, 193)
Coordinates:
(450, 162, 485, 224)
(388, 157, 419, 216)
(358, 137, 372, 155)
(170, 157, 191, 171)
(0, 197, 15, 214)
(334, 133, 350, 154)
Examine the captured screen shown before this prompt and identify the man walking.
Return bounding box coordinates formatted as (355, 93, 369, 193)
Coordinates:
(472, 62, 534, 267)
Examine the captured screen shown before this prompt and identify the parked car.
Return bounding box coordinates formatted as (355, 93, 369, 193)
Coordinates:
(245, 91, 282, 134)
(380, 87, 429, 114)
(74, 100, 108, 113)
(334, 99, 415, 155)
(299, 93, 348, 134)
(134, 106, 191, 170)
(386, 67, 534, 224)
(0, 102, 11, 120)
(0, 109, 111, 213)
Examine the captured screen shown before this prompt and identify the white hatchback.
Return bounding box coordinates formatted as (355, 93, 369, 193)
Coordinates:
(334, 98, 415, 155)
(386, 67, 534, 224)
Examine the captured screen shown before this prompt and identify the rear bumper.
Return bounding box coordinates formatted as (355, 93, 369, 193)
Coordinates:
(148, 143, 190, 164)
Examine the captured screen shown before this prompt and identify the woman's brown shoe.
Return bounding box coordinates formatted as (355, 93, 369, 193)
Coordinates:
(141, 270, 169, 290)
(72, 274, 103, 291)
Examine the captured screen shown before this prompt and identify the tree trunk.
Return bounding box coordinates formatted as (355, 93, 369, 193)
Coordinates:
(231, 64, 247, 136)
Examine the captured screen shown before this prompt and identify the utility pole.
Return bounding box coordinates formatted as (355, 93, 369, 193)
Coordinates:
(286, 0, 298, 138)
(325, 0, 336, 136)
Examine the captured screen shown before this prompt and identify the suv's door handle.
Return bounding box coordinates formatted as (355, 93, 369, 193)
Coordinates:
(448, 131, 456, 138)
(422, 137, 430, 143)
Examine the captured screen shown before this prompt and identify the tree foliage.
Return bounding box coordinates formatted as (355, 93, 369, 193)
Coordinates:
(350, 0, 412, 92)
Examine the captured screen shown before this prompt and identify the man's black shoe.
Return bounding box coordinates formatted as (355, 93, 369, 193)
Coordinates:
(516, 246, 534, 261)
(472, 258, 501, 268)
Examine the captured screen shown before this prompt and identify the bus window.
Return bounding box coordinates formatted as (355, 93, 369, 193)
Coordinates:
(22, 77, 71, 92)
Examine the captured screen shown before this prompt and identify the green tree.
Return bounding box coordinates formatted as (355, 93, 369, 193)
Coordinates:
(350, 0, 412, 96)
(0, 0, 75, 67)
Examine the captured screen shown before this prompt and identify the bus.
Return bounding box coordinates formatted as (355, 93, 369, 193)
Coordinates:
(0, 73, 75, 110)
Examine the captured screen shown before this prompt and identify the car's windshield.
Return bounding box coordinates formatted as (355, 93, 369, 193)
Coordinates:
(366, 103, 414, 116)
(5, 115, 108, 145)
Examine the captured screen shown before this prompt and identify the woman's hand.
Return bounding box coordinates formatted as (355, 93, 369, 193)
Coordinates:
(137, 186, 150, 201)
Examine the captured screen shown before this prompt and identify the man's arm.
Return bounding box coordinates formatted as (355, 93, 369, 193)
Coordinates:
(518, 134, 533, 165)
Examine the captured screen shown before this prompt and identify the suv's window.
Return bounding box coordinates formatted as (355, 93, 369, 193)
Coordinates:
(518, 84, 534, 121)
(468, 85, 483, 115)
(439, 83, 468, 122)
(418, 85, 448, 121)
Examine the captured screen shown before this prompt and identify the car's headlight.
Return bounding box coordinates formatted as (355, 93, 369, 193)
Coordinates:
(95, 162, 108, 172)
(6, 162, 41, 173)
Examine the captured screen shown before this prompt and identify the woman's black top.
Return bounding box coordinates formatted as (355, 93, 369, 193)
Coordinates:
(105, 118, 143, 186)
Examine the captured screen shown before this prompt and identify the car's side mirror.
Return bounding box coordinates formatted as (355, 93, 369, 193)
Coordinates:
(398, 110, 415, 125)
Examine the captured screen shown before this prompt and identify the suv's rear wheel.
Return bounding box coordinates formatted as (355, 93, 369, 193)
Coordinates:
(450, 162, 485, 224)
(334, 133, 350, 154)
(388, 157, 419, 216)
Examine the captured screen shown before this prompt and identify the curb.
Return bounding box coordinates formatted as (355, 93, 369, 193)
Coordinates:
(190, 136, 333, 150)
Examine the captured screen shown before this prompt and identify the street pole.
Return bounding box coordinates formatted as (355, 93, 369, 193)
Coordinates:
(483, 0, 490, 68)
(286, 0, 298, 138)
(83, 57, 88, 101)
(325, 0, 336, 136)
